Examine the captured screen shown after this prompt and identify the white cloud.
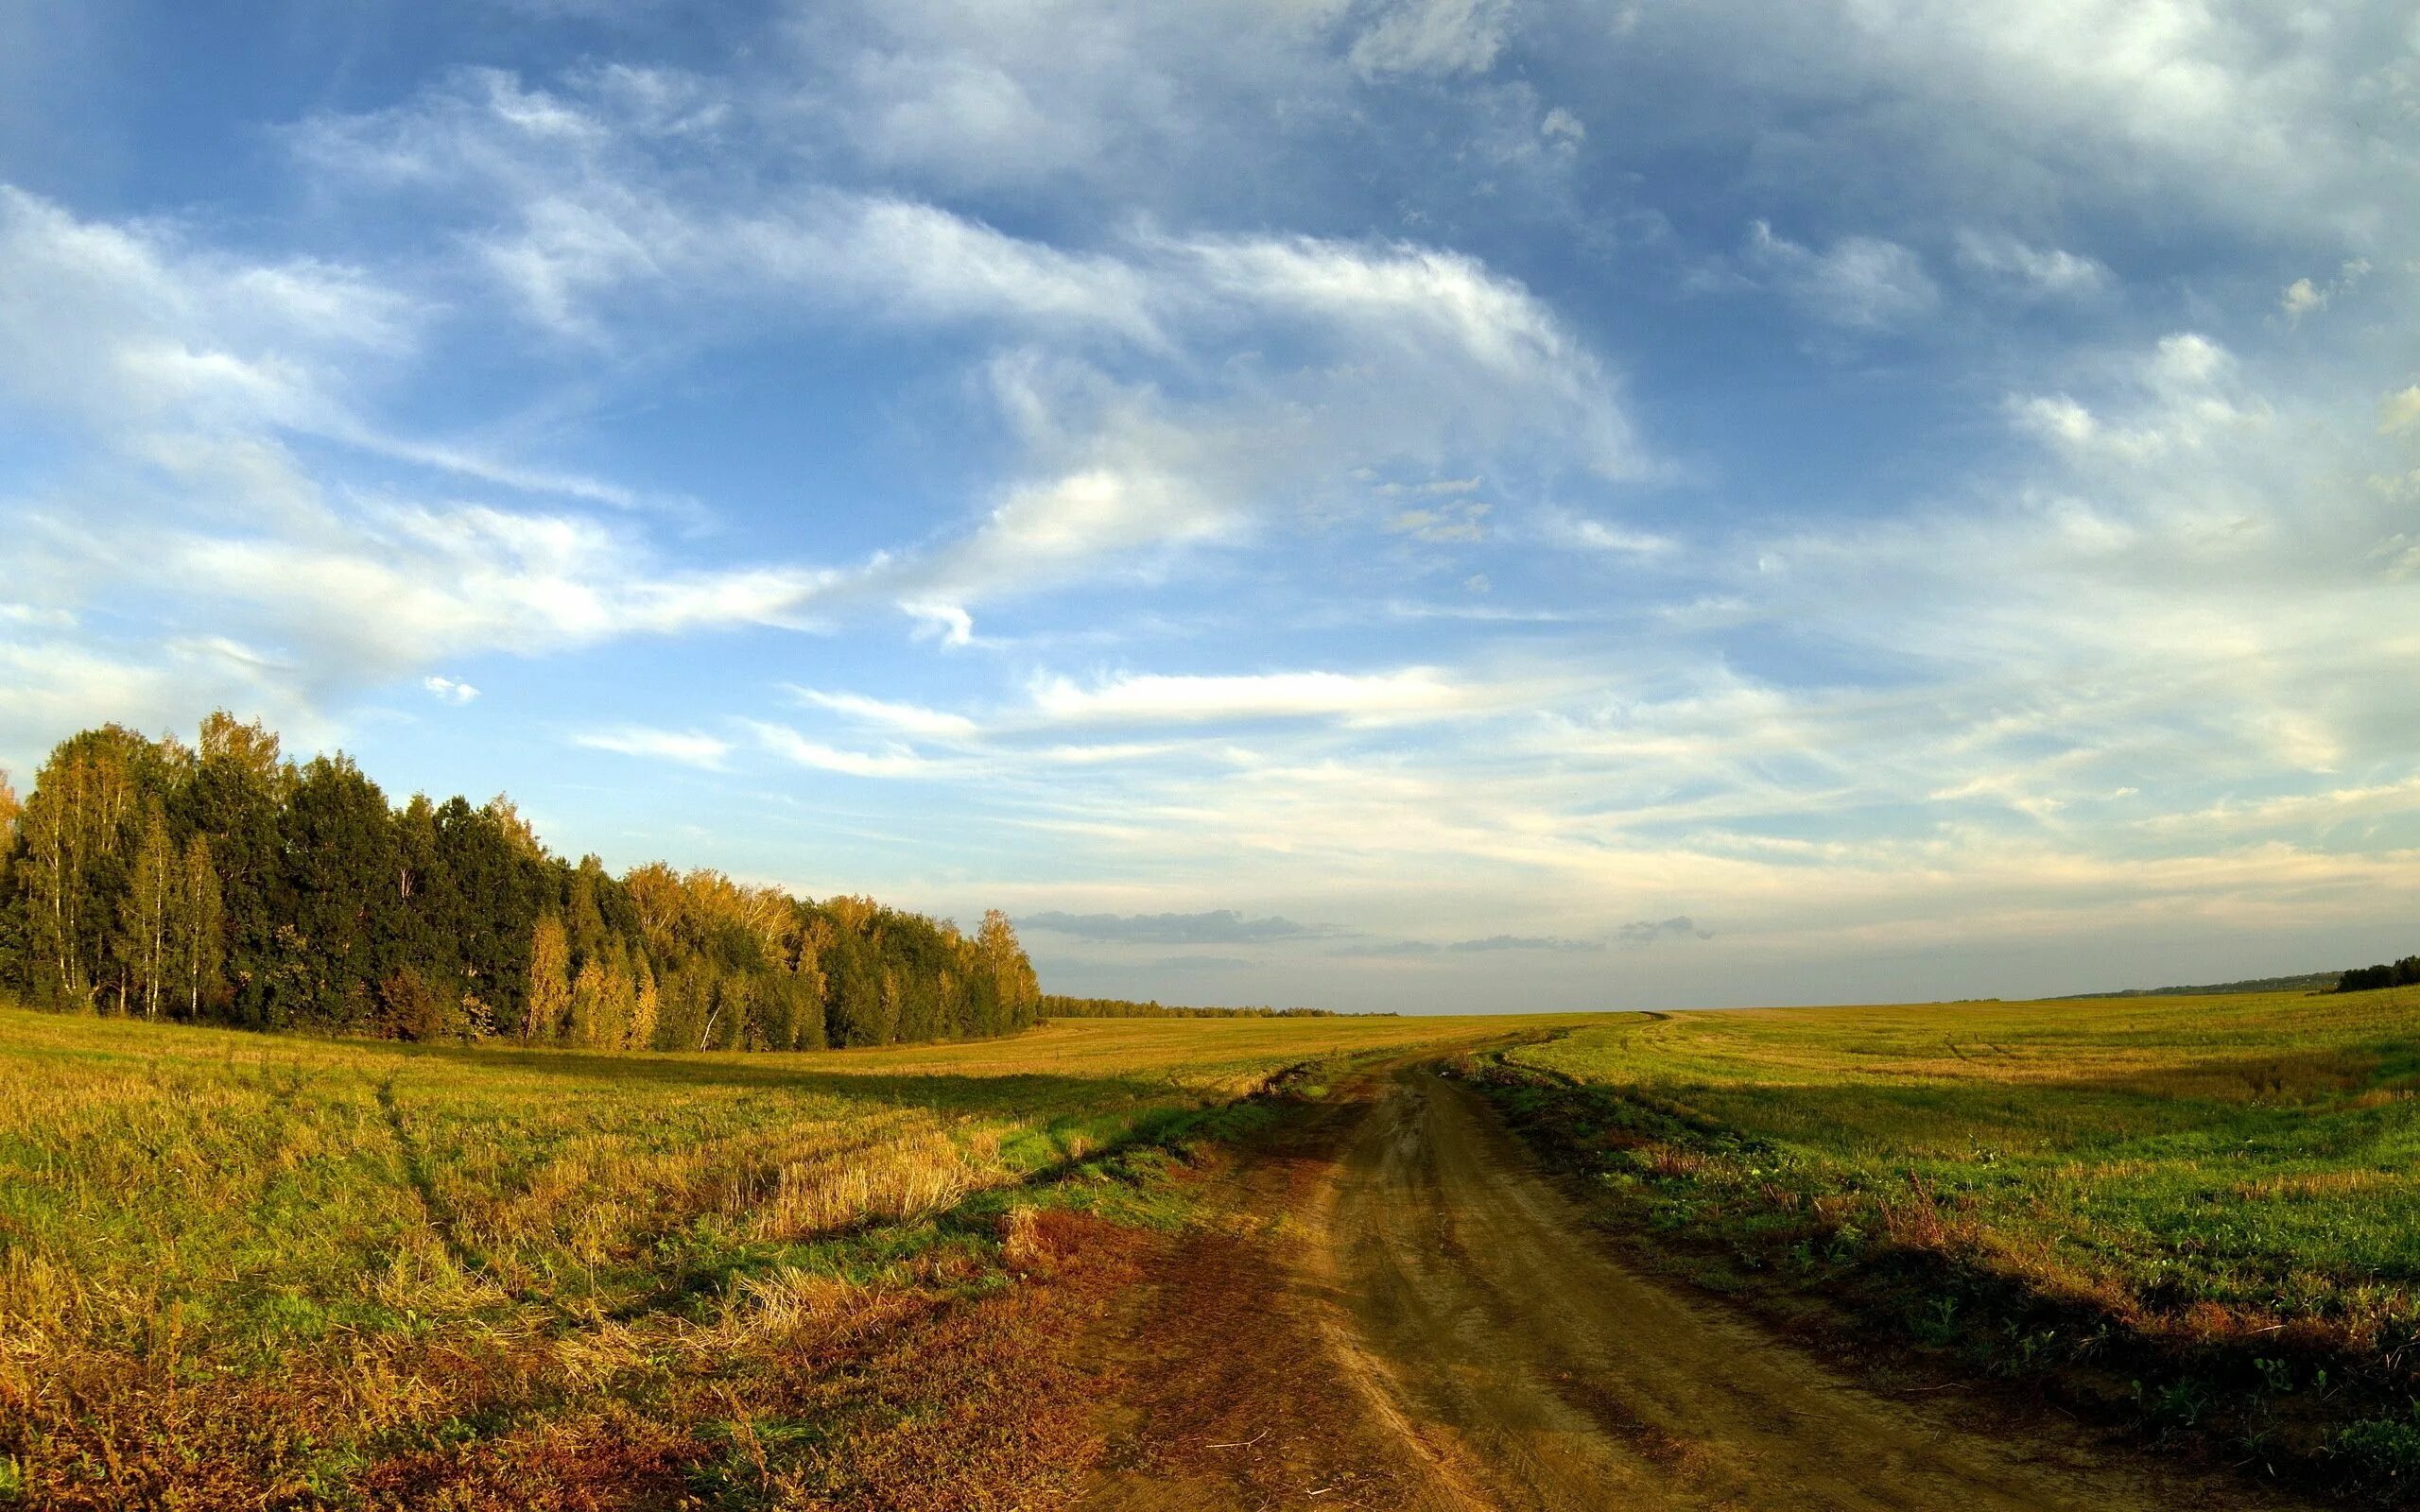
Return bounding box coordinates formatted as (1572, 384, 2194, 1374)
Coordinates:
(2008, 333, 2257, 465)
(1375, 475, 1481, 498)
(1387, 501, 1489, 542)
(908, 446, 1237, 617)
(0, 183, 838, 723)
(575, 725, 732, 767)
(422, 674, 479, 704)
(304, 67, 1639, 389)
(143, 502, 838, 677)
(787, 686, 978, 739)
(746, 720, 940, 778)
(1953, 231, 2109, 297)
(2010, 393, 2098, 448)
(23, 146, 1665, 706)
(946, 314, 2407, 984)
(16, 0, 2418, 1008)
(1350, 0, 1512, 78)
(1175, 233, 1644, 477)
(1743, 221, 1938, 330)
(1613, 2, 2420, 243)
(1735, 326, 2420, 842)
(819, 232, 1644, 632)
(0, 184, 631, 510)
(2279, 261, 2377, 327)
(0, 634, 312, 775)
(506, 184, 1166, 346)
(0, 185, 406, 438)
(1028, 667, 1477, 726)
(1549, 512, 1673, 555)
(789, 0, 1351, 196)
(2139, 779, 2420, 839)
(284, 72, 1652, 644)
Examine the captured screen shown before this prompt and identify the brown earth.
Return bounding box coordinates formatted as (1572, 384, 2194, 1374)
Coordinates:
(1078, 1061, 2324, 1512)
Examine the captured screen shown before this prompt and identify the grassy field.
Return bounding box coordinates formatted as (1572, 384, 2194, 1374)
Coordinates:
(0, 1005, 1563, 1509)
(22, 990, 2419, 1504)
(1480, 988, 2420, 1490)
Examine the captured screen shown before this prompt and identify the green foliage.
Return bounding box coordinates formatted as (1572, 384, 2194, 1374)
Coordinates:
(2335, 1404, 2420, 1483)
(2339, 957, 2420, 993)
(0, 715, 1039, 1054)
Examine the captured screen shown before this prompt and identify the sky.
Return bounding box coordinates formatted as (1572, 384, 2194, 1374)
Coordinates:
(3, 0, 2418, 1012)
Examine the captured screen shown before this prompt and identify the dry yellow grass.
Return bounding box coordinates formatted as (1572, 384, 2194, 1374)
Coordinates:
(0, 1002, 1572, 1507)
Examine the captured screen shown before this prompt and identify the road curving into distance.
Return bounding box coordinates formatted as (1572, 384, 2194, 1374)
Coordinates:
(1081, 1058, 2317, 1512)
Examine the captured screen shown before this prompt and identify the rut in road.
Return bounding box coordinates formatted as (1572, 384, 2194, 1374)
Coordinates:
(1080, 1061, 2315, 1512)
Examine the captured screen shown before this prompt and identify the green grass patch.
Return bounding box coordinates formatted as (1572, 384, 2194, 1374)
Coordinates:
(1478, 989, 2420, 1499)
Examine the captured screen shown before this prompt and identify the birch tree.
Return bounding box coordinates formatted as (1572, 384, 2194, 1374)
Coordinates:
(117, 805, 175, 1020)
(524, 916, 571, 1042)
(628, 956, 659, 1050)
(174, 833, 223, 1019)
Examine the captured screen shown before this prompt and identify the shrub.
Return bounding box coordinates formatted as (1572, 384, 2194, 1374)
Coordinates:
(377, 968, 460, 1042)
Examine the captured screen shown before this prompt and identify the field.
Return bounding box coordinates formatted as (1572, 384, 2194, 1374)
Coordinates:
(0, 1005, 1559, 1509)
(15, 990, 2420, 1508)
(1483, 988, 2420, 1488)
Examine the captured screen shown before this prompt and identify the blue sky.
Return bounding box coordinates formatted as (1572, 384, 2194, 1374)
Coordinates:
(4, 0, 2419, 1010)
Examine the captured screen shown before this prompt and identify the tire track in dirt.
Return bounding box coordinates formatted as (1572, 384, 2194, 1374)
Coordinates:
(1082, 1061, 2319, 1511)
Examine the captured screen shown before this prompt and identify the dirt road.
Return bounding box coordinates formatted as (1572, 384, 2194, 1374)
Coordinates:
(1080, 1061, 2312, 1511)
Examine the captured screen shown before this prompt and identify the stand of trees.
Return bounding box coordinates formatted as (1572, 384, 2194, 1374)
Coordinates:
(0, 715, 1040, 1049)
(2337, 957, 2420, 994)
(1039, 995, 1363, 1020)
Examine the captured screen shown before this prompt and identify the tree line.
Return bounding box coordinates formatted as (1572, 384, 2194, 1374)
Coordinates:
(2336, 957, 2420, 994)
(1039, 994, 1363, 1020)
(0, 715, 1040, 1049)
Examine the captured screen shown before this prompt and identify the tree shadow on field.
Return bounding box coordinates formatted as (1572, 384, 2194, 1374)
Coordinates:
(2036, 1043, 2416, 1105)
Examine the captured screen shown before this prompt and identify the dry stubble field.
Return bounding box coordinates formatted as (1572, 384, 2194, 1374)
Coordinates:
(0, 1005, 1566, 1509)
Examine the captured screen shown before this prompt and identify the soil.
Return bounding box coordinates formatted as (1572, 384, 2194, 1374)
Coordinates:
(1076, 1061, 2325, 1511)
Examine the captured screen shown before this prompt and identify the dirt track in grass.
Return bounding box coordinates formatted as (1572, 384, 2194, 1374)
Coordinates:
(1078, 1061, 2320, 1512)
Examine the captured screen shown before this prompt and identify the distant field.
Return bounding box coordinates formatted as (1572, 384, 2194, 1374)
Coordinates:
(1489, 989, 2420, 1486)
(0, 1005, 1562, 1508)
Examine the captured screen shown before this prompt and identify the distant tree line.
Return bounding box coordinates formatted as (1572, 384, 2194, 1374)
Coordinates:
(2069, 971, 2346, 1000)
(0, 715, 1040, 1049)
(1039, 994, 1372, 1020)
(2337, 957, 2420, 994)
